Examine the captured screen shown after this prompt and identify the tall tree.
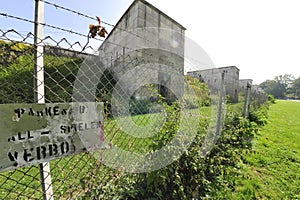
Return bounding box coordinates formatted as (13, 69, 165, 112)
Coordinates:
(290, 77, 300, 98)
(260, 80, 285, 98)
(275, 74, 294, 93)
(260, 74, 294, 99)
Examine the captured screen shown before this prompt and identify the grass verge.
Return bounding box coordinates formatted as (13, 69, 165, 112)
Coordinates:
(229, 100, 300, 199)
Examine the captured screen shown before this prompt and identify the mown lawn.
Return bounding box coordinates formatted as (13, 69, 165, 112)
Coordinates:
(230, 100, 300, 199)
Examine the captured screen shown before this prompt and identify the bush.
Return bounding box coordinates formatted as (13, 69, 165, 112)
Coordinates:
(184, 76, 211, 107)
(248, 105, 269, 126)
(108, 102, 267, 199)
(268, 94, 276, 104)
(0, 49, 82, 103)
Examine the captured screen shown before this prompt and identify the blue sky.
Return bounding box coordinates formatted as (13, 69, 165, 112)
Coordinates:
(1, 0, 300, 84)
(1, 0, 132, 45)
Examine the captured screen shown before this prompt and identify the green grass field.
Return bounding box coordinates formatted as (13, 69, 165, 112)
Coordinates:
(3, 100, 299, 199)
(229, 100, 300, 199)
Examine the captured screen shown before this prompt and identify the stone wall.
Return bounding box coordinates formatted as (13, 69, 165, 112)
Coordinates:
(44, 46, 91, 59)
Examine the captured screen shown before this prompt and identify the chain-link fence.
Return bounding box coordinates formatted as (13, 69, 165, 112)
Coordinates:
(0, 1, 268, 199)
(0, 27, 102, 199)
(0, 28, 210, 199)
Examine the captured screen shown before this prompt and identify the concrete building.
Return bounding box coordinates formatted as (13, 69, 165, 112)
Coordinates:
(96, 0, 186, 101)
(252, 85, 265, 94)
(239, 79, 253, 92)
(251, 85, 267, 107)
(187, 66, 240, 103)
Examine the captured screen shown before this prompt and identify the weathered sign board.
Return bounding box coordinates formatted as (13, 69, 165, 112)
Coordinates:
(0, 102, 104, 172)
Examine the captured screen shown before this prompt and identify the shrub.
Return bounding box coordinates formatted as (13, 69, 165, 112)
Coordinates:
(248, 105, 269, 126)
(118, 102, 265, 199)
(0, 42, 83, 103)
(267, 94, 276, 104)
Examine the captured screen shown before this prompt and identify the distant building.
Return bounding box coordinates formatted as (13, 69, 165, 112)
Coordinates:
(239, 79, 253, 92)
(251, 85, 267, 107)
(252, 85, 265, 94)
(187, 66, 240, 103)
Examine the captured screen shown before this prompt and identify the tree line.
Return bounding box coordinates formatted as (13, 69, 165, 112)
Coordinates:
(260, 74, 300, 99)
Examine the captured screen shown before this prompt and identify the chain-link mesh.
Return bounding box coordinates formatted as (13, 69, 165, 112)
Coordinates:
(0, 27, 199, 199)
(0, 28, 95, 199)
(0, 25, 209, 198)
(0, 1, 268, 199)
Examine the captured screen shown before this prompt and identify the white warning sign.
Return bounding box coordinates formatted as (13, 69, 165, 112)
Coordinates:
(0, 102, 104, 172)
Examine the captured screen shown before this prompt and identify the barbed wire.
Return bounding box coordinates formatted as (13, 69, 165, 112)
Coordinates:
(1, 10, 209, 68)
(40, 0, 114, 27)
(0, 13, 147, 54)
(0, 12, 103, 42)
(0, 29, 96, 55)
(38, 0, 154, 45)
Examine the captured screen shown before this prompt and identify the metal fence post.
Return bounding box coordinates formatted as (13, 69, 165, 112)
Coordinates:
(243, 82, 251, 118)
(216, 71, 225, 136)
(34, 0, 54, 199)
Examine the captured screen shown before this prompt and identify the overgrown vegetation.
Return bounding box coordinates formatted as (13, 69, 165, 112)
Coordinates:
(73, 101, 270, 199)
(0, 40, 277, 199)
(0, 40, 33, 69)
(0, 40, 83, 103)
